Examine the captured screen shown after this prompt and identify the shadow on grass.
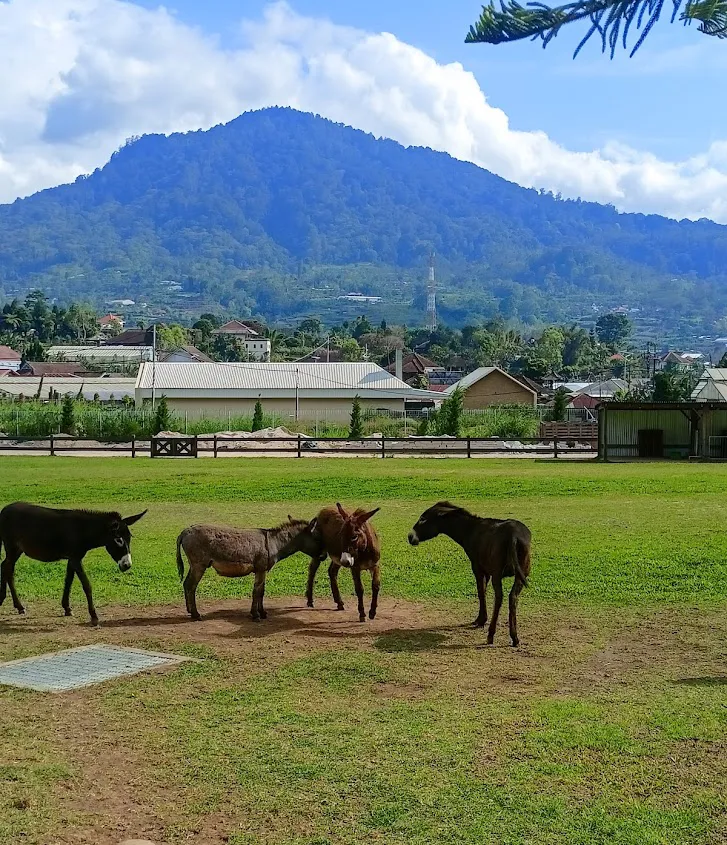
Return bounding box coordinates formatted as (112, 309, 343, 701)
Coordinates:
(374, 630, 450, 653)
(672, 676, 727, 687)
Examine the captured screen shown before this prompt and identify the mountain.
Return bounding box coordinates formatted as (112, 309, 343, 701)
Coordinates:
(1, 107, 727, 334)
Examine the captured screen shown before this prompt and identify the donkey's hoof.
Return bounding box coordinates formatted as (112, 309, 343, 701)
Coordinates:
(359, 615, 367, 623)
(368, 611, 377, 620)
(64, 609, 72, 617)
(306, 600, 314, 608)
(472, 618, 486, 628)
(190, 614, 202, 622)
(17, 608, 26, 616)
(510, 639, 520, 648)
(336, 604, 345, 611)
(90, 618, 100, 628)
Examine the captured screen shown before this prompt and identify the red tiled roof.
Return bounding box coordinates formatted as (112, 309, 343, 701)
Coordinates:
(0, 345, 21, 361)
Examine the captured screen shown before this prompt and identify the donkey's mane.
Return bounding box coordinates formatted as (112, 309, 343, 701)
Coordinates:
(434, 501, 477, 519)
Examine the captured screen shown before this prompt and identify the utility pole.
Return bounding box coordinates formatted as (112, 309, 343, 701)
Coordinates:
(295, 367, 300, 422)
(151, 323, 157, 410)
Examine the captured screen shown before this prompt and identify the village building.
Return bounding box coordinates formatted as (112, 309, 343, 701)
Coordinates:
(48, 346, 154, 366)
(134, 362, 441, 418)
(158, 345, 214, 364)
(212, 320, 271, 361)
(0, 378, 135, 402)
(443, 367, 537, 408)
(691, 368, 727, 402)
(17, 362, 93, 378)
(0, 345, 21, 372)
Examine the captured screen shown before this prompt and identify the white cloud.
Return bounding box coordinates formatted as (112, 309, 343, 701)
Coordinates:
(1, 0, 727, 222)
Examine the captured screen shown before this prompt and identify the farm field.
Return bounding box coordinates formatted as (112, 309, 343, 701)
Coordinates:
(0, 457, 726, 845)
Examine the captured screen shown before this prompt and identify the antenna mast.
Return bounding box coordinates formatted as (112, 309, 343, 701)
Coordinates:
(426, 251, 437, 331)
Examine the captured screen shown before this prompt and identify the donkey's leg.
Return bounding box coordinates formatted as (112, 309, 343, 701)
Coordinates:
(472, 564, 487, 627)
(251, 570, 266, 621)
(486, 576, 504, 645)
(328, 562, 345, 610)
(61, 561, 75, 616)
(368, 565, 381, 620)
(1, 549, 25, 615)
(306, 557, 323, 608)
(352, 567, 366, 623)
(72, 558, 98, 625)
(183, 564, 205, 621)
(508, 579, 525, 647)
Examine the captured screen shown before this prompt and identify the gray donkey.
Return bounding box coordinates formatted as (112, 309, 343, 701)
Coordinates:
(176, 516, 325, 621)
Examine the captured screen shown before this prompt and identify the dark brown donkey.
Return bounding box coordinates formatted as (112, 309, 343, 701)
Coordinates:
(306, 504, 381, 622)
(408, 501, 531, 646)
(0, 502, 147, 625)
(176, 517, 325, 621)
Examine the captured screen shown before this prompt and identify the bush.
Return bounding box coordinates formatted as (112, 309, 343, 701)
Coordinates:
(349, 395, 364, 439)
(435, 387, 464, 436)
(60, 395, 75, 435)
(153, 396, 172, 435)
(252, 399, 264, 432)
(550, 388, 568, 422)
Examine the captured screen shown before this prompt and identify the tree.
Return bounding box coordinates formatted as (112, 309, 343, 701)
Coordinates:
(349, 395, 364, 438)
(60, 395, 76, 435)
(551, 387, 569, 421)
(436, 387, 465, 436)
(653, 369, 698, 401)
(252, 399, 264, 432)
(157, 324, 188, 350)
(595, 313, 632, 348)
(466, 0, 727, 59)
(153, 396, 172, 434)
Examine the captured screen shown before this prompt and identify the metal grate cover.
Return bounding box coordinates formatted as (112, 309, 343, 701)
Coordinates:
(0, 644, 190, 692)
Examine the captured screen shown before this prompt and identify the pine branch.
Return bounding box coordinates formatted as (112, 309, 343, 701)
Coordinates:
(466, 0, 727, 55)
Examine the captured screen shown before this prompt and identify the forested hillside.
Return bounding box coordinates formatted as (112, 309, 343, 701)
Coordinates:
(1, 107, 727, 331)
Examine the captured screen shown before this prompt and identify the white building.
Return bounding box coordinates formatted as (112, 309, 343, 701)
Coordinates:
(0, 378, 135, 401)
(135, 362, 442, 418)
(212, 320, 271, 361)
(692, 368, 727, 402)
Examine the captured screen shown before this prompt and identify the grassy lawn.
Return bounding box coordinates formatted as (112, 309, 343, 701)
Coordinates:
(0, 457, 726, 844)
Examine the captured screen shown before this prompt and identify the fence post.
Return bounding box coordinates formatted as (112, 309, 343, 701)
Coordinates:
(194, 434, 199, 458)
(50, 433, 55, 457)
(131, 436, 136, 459)
(554, 436, 559, 459)
(467, 437, 471, 458)
(297, 433, 302, 459)
(381, 437, 386, 459)
(213, 435, 218, 459)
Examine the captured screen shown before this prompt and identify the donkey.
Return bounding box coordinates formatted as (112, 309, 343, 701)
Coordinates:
(0, 501, 147, 625)
(408, 501, 531, 646)
(176, 516, 325, 621)
(306, 503, 381, 622)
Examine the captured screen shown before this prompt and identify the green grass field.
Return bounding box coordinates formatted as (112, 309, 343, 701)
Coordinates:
(0, 458, 726, 844)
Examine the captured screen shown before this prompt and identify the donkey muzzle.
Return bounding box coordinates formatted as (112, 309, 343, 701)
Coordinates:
(408, 530, 420, 546)
(340, 552, 354, 568)
(118, 554, 132, 572)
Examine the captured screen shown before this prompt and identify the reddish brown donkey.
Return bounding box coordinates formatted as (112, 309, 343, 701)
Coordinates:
(306, 503, 381, 622)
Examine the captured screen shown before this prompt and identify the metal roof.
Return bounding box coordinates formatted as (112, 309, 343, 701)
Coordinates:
(443, 367, 536, 397)
(0, 346, 21, 360)
(700, 368, 727, 381)
(0, 378, 135, 401)
(48, 346, 153, 362)
(135, 362, 443, 399)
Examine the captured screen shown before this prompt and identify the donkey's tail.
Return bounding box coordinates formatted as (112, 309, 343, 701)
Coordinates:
(176, 532, 186, 581)
(509, 534, 529, 588)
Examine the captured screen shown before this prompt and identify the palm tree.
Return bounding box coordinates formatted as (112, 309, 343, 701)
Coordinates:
(466, 0, 727, 57)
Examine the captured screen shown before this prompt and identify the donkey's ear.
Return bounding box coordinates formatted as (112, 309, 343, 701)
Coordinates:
(336, 503, 349, 519)
(288, 514, 294, 523)
(123, 510, 148, 526)
(357, 507, 380, 524)
(308, 517, 319, 532)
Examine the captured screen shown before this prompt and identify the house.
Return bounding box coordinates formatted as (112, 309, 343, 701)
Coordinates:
(98, 314, 125, 334)
(658, 351, 705, 370)
(17, 362, 93, 377)
(0, 345, 21, 372)
(510, 374, 553, 403)
(691, 368, 727, 402)
(104, 327, 155, 346)
(212, 320, 271, 361)
(599, 401, 727, 459)
(134, 362, 442, 418)
(385, 353, 437, 385)
(158, 345, 214, 363)
(443, 367, 537, 408)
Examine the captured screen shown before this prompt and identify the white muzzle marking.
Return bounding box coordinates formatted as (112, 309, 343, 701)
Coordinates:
(118, 554, 132, 572)
(408, 530, 420, 546)
(340, 552, 354, 568)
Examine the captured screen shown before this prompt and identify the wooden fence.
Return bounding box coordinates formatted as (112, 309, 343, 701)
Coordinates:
(0, 434, 597, 459)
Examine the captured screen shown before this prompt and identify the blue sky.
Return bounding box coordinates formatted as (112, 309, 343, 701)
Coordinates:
(131, 0, 724, 160)
(1, 0, 726, 221)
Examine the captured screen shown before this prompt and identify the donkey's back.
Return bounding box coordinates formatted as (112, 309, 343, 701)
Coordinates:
(0, 502, 109, 562)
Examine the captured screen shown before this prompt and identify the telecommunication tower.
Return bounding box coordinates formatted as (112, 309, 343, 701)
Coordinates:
(426, 251, 437, 331)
